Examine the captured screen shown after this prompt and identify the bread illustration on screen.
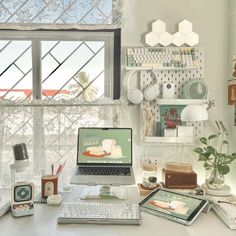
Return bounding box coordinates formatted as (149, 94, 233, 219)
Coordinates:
(83, 139, 123, 158)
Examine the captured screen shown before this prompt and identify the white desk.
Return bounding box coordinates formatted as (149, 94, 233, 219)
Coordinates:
(0, 186, 235, 236)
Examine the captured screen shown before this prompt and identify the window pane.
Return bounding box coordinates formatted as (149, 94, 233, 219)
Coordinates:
(41, 40, 105, 102)
(0, 40, 32, 101)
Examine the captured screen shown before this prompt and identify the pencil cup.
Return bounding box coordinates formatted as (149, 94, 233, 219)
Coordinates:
(41, 175, 58, 198)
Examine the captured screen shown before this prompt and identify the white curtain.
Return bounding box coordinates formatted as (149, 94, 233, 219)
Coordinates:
(0, 0, 123, 30)
(0, 0, 123, 188)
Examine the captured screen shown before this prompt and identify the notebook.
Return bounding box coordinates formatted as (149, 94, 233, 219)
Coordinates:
(70, 127, 135, 185)
(139, 188, 208, 226)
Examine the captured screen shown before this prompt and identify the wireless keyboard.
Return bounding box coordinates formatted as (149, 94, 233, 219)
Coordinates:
(126, 47, 198, 69)
(57, 202, 141, 225)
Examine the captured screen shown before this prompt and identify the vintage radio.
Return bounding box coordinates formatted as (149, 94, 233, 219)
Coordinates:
(163, 168, 197, 189)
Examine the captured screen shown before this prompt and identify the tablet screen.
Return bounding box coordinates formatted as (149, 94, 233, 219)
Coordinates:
(139, 189, 207, 222)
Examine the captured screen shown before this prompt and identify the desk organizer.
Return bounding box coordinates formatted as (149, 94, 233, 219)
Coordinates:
(41, 175, 58, 198)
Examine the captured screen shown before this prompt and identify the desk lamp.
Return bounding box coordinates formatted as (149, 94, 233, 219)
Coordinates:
(178, 104, 208, 179)
(180, 104, 208, 122)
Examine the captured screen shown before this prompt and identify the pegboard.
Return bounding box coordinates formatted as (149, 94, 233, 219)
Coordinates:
(140, 47, 205, 140)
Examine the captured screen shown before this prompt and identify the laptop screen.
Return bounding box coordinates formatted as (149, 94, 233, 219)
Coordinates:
(77, 128, 132, 165)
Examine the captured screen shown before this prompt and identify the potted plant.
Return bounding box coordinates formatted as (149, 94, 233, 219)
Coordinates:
(194, 134, 236, 190)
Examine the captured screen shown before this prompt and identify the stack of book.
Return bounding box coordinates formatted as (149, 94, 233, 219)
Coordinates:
(211, 195, 236, 230)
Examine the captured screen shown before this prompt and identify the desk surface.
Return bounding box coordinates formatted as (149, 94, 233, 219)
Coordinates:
(0, 186, 235, 236)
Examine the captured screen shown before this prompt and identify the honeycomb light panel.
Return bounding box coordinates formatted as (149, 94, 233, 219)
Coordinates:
(172, 32, 185, 47)
(179, 20, 193, 34)
(172, 20, 199, 46)
(159, 32, 172, 46)
(145, 32, 159, 47)
(186, 32, 199, 46)
(152, 20, 166, 34)
(144, 19, 199, 47)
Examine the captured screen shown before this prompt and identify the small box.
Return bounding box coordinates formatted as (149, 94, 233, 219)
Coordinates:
(164, 128, 177, 137)
(177, 126, 194, 137)
(11, 182, 34, 217)
(163, 169, 197, 189)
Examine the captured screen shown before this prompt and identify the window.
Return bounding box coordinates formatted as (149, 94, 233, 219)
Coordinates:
(0, 29, 121, 187)
(0, 29, 121, 103)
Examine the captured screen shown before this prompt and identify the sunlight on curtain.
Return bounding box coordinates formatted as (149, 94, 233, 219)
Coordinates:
(0, 0, 123, 188)
(0, 0, 122, 29)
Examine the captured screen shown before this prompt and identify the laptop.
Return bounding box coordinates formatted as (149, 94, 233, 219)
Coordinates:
(70, 127, 135, 185)
(139, 188, 208, 226)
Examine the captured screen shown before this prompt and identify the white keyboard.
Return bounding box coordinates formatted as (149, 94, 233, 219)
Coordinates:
(57, 202, 141, 225)
(126, 47, 198, 69)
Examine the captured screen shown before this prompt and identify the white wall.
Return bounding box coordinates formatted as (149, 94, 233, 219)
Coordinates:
(121, 0, 236, 191)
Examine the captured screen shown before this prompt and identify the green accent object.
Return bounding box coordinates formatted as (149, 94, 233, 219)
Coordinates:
(182, 79, 208, 99)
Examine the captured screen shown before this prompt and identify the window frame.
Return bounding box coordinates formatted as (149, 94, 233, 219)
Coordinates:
(0, 28, 121, 101)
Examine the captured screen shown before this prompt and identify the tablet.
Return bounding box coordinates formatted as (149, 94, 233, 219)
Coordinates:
(139, 188, 208, 225)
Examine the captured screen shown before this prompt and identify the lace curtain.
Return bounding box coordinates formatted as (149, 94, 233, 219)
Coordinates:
(0, 0, 122, 30)
(0, 0, 123, 188)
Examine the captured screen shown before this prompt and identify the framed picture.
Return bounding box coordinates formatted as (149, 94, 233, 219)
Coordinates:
(159, 105, 186, 136)
(228, 80, 236, 105)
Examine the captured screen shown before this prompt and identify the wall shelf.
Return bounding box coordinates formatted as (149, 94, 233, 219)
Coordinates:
(143, 136, 194, 145)
(155, 98, 207, 105)
(126, 66, 198, 71)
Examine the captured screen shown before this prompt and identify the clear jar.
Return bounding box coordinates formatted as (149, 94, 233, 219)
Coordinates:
(141, 158, 158, 190)
(205, 167, 225, 190)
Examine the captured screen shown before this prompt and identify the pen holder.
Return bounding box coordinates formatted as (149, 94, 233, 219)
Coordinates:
(41, 175, 58, 198)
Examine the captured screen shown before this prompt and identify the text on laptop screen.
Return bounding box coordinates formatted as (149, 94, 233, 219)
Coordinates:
(77, 128, 132, 164)
(142, 189, 203, 220)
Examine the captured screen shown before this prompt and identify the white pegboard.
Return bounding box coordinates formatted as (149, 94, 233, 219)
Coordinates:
(140, 47, 205, 139)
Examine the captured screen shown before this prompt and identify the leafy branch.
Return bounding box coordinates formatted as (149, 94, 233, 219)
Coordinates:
(194, 134, 236, 176)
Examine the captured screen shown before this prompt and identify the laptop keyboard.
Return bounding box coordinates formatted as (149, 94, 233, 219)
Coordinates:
(77, 166, 131, 176)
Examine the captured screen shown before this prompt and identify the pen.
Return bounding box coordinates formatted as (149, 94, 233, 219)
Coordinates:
(51, 164, 54, 175)
(56, 160, 67, 176)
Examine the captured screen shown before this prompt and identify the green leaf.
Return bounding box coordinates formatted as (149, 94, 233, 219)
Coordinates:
(232, 153, 236, 157)
(200, 137, 208, 145)
(208, 134, 218, 140)
(223, 140, 229, 145)
(199, 154, 208, 161)
(194, 147, 203, 154)
(204, 162, 212, 169)
(217, 165, 230, 175)
(206, 146, 218, 156)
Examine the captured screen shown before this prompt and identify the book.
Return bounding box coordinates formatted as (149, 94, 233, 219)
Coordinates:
(213, 205, 236, 230)
(210, 195, 236, 230)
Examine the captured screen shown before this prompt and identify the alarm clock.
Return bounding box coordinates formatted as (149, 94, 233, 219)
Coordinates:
(11, 182, 34, 217)
(182, 79, 208, 99)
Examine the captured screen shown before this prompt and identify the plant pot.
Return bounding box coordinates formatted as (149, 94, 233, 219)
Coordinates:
(205, 167, 225, 190)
